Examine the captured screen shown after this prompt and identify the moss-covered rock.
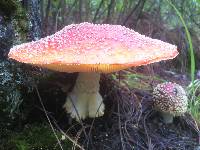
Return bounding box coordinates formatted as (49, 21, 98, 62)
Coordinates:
(0, 1, 28, 62)
(0, 0, 40, 128)
(0, 60, 35, 128)
(0, 0, 18, 19)
(0, 123, 72, 150)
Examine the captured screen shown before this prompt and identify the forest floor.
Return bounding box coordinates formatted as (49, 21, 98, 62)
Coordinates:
(1, 67, 200, 150)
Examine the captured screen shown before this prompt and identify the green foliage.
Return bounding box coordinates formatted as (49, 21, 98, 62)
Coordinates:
(125, 73, 164, 90)
(166, 0, 195, 87)
(166, 0, 199, 124)
(187, 80, 200, 125)
(112, 72, 165, 90)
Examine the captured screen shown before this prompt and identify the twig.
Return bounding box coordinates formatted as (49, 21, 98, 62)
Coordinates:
(35, 85, 64, 150)
(72, 126, 88, 150)
(123, 0, 146, 26)
(35, 85, 85, 149)
(143, 110, 154, 150)
(105, 0, 115, 23)
(117, 94, 125, 150)
(86, 101, 104, 149)
(50, 117, 85, 150)
(68, 95, 89, 140)
(92, 0, 104, 23)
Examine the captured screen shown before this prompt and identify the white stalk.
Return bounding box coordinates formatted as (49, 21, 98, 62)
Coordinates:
(63, 72, 104, 121)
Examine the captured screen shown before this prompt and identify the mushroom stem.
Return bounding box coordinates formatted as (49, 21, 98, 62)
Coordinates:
(161, 112, 174, 124)
(63, 72, 104, 120)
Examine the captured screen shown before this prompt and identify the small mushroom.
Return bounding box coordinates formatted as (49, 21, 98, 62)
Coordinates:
(153, 82, 188, 124)
(8, 22, 178, 121)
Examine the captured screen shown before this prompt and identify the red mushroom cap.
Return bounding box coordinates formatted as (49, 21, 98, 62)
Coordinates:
(8, 22, 178, 73)
(153, 82, 188, 115)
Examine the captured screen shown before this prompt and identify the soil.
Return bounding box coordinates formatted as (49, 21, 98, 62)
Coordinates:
(26, 68, 200, 150)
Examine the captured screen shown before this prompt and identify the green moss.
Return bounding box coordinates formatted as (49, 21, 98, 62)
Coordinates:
(112, 72, 165, 90)
(0, 2, 26, 47)
(1, 123, 72, 150)
(125, 73, 165, 90)
(11, 1, 29, 44)
(0, 0, 18, 18)
(0, 0, 29, 44)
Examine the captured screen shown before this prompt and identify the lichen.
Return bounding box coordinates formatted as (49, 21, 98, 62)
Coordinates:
(0, 60, 36, 128)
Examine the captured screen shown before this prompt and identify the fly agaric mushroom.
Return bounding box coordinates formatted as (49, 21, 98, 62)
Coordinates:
(8, 22, 179, 121)
(153, 82, 188, 124)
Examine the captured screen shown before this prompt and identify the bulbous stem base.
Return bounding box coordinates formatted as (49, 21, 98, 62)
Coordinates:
(63, 72, 104, 121)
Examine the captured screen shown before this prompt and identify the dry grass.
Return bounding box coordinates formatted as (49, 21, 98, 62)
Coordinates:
(39, 75, 199, 150)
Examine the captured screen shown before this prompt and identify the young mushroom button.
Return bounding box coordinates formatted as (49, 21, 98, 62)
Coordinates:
(8, 22, 179, 121)
(153, 82, 188, 124)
